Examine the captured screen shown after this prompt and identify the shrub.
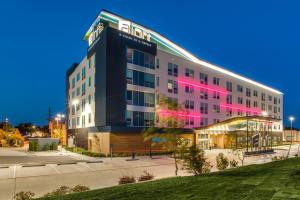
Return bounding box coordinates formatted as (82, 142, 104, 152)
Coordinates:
(138, 171, 154, 182)
(43, 186, 70, 197)
(230, 159, 238, 168)
(70, 185, 90, 193)
(29, 141, 34, 151)
(15, 191, 35, 200)
(181, 145, 212, 175)
(216, 153, 229, 170)
(50, 142, 58, 150)
(118, 176, 136, 185)
(43, 143, 50, 151)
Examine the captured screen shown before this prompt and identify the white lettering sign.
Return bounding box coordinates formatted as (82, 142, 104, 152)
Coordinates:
(118, 20, 151, 42)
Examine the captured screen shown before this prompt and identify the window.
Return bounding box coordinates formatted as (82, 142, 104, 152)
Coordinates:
(82, 83, 86, 96)
(238, 97, 243, 104)
(274, 97, 278, 105)
(213, 105, 220, 113)
(127, 48, 133, 63)
(128, 69, 155, 88)
(185, 68, 194, 78)
(268, 105, 273, 111)
(213, 77, 220, 85)
(200, 118, 208, 126)
(261, 103, 266, 111)
(185, 85, 194, 94)
(76, 73, 80, 82)
(185, 117, 194, 126)
(76, 104, 80, 111)
(156, 58, 159, 68)
(88, 94, 92, 104)
(131, 111, 154, 127)
(76, 117, 80, 126)
(76, 87, 80, 96)
(226, 95, 232, 104)
(237, 85, 243, 93)
(246, 88, 251, 97)
(156, 76, 159, 87)
(127, 90, 154, 107)
(200, 89, 208, 100)
(72, 91, 75, 98)
(268, 95, 272, 101)
(168, 63, 173, 75)
(213, 92, 220, 99)
(88, 113, 92, 123)
(213, 119, 220, 124)
(72, 105, 75, 115)
(88, 77, 92, 87)
(253, 90, 258, 97)
(126, 69, 133, 84)
(144, 112, 155, 126)
(200, 73, 208, 85)
(246, 99, 251, 108)
(144, 73, 155, 88)
(82, 99, 86, 112)
(144, 93, 155, 107)
(71, 77, 75, 89)
(226, 81, 232, 92)
(200, 103, 208, 114)
(126, 90, 133, 105)
(126, 111, 133, 126)
(82, 67, 86, 80)
(261, 93, 266, 101)
(226, 108, 232, 117)
(82, 115, 86, 128)
(167, 80, 178, 94)
(274, 106, 278, 113)
(129, 49, 155, 69)
(253, 101, 258, 108)
(185, 100, 194, 110)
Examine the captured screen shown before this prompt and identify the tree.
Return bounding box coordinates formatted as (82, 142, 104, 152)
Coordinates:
(216, 153, 229, 170)
(233, 149, 246, 166)
(143, 94, 192, 176)
(180, 145, 212, 175)
(15, 123, 36, 136)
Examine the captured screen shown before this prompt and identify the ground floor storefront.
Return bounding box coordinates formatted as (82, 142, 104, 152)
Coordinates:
(196, 116, 283, 153)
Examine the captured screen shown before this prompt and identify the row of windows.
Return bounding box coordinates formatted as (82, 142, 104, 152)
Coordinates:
(71, 76, 94, 98)
(166, 65, 280, 105)
(126, 90, 155, 107)
(126, 111, 155, 127)
(71, 94, 94, 115)
(127, 48, 155, 69)
(71, 55, 95, 89)
(71, 113, 93, 128)
(126, 69, 155, 88)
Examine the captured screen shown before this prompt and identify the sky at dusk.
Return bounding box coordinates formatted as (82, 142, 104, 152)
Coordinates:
(0, 0, 299, 126)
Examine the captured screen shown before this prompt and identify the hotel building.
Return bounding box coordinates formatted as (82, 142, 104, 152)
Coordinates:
(66, 10, 283, 154)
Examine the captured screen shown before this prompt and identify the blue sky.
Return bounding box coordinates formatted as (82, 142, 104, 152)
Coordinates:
(0, 0, 298, 126)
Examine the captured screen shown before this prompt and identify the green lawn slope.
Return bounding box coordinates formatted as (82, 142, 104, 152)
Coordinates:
(38, 158, 300, 200)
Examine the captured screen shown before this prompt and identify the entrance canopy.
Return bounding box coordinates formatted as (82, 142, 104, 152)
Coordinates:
(196, 116, 281, 135)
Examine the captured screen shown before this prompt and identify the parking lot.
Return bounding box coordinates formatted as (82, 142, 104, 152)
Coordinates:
(0, 145, 298, 199)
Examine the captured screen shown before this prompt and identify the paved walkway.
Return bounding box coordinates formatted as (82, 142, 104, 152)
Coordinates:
(0, 144, 299, 200)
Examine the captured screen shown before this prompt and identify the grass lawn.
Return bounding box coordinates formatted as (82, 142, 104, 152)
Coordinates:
(38, 158, 300, 200)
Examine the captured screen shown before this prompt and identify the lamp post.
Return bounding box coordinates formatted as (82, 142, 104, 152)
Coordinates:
(287, 116, 295, 158)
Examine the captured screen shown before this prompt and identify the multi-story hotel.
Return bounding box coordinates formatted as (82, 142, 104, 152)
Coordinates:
(66, 10, 283, 154)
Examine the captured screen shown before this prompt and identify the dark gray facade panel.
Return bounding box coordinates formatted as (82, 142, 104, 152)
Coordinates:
(88, 28, 108, 127)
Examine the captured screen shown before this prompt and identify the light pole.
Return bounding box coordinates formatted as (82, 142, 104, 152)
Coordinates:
(287, 116, 295, 158)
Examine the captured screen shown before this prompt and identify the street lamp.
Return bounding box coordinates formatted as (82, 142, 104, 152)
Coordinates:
(289, 116, 295, 143)
(287, 116, 295, 158)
